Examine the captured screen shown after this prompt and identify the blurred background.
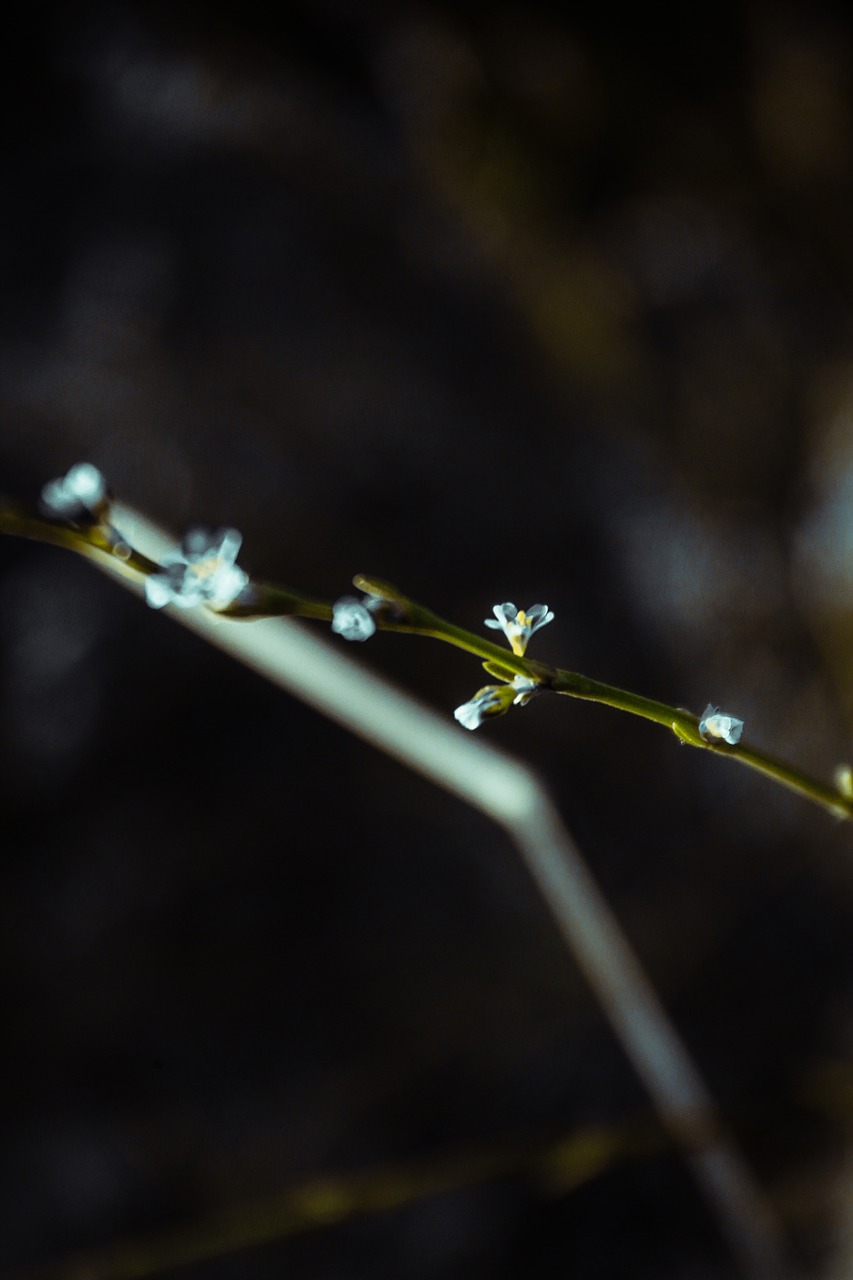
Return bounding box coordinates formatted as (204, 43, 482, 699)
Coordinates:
(4, 1, 853, 1276)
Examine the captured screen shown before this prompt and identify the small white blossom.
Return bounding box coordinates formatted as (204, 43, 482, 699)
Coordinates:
(144, 527, 249, 610)
(698, 704, 744, 745)
(485, 602, 554, 656)
(511, 675, 541, 706)
(454, 688, 507, 731)
(332, 595, 377, 642)
(40, 463, 108, 521)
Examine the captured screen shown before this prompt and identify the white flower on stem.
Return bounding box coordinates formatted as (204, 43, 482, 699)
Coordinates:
(454, 689, 505, 731)
(511, 674, 541, 706)
(40, 463, 108, 521)
(484, 602, 554, 656)
(698, 704, 744, 745)
(144, 527, 249, 610)
(453, 684, 517, 731)
(332, 595, 377, 642)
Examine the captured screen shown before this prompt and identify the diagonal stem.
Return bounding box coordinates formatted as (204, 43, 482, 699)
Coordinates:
(1, 506, 850, 823)
(10, 501, 793, 1278)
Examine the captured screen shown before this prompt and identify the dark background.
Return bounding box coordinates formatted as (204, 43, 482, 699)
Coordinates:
(4, 2, 853, 1276)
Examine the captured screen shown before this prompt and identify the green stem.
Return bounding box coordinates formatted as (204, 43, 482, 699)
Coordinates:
(354, 577, 853, 823)
(0, 506, 161, 578)
(222, 584, 333, 621)
(548, 668, 852, 818)
(1, 505, 849, 823)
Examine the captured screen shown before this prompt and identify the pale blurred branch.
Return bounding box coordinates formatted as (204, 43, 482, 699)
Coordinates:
(5, 502, 791, 1278)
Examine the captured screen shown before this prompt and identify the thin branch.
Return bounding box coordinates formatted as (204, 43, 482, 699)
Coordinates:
(2, 503, 848, 822)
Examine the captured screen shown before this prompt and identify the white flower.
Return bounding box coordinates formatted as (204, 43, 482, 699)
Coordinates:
(698, 704, 744, 745)
(454, 688, 508, 731)
(484, 602, 554, 656)
(332, 595, 377, 642)
(511, 675, 541, 706)
(40, 463, 108, 521)
(144, 527, 249, 610)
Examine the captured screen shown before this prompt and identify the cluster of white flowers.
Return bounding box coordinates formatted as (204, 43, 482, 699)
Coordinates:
(42, 464, 251, 612)
(144, 527, 249, 610)
(454, 602, 554, 730)
(698, 704, 744, 745)
(40, 471, 558, 729)
(33, 475, 759, 753)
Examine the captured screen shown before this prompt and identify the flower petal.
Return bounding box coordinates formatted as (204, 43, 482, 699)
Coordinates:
(144, 574, 174, 609)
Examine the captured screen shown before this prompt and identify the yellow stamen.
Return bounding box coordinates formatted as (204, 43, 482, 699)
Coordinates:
(192, 556, 220, 581)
